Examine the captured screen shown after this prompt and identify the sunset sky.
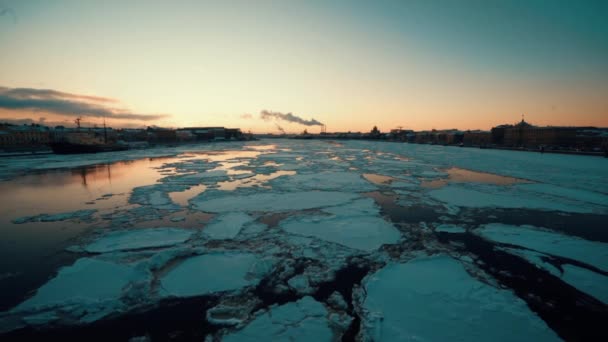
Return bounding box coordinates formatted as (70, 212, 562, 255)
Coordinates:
(1, 0, 607, 133)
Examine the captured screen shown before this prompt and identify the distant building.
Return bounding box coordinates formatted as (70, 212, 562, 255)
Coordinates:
(0, 123, 51, 149)
(178, 127, 243, 141)
(493, 118, 607, 150)
(118, 128, 148, 142)
(388, 129, 414, 142)
(463, 130, 491, 146)
(146, 127, 177, 143)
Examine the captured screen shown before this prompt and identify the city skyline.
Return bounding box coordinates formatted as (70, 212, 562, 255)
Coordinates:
(1, 0, 607, 133)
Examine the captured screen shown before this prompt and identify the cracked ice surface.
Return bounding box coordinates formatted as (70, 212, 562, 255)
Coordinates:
(222, 296, 333, 342)
(476, 224, 608, 304)
(281, 198, 402, 251)
(361, 255, 560, 341)
(84, 228, 195, 253)
(2, 139, 608, 339)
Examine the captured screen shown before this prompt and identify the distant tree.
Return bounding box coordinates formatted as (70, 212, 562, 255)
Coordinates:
(303, 129, 308, 135)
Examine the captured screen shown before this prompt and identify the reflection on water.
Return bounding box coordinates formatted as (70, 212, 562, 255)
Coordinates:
(135, 209, 214, 229)
(0, 144, 288, 312)
(168, 185, 207, 206)
(245, 144, 278, 151)
(0, 158, 176, 220)
(263, 161, 281, 167)
(0, 157, 180, 310)
(421, 167, 531, 188)
(183, 150, 263, 162)
(363, 173, 395, 185)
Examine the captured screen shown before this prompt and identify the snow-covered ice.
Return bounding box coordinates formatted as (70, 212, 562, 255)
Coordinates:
(361, 254, 560, 341)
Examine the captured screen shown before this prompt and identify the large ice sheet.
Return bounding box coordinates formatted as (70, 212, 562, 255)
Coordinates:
(518, 183, 608, 206)
(429, 184, 599, 213)
(15, 258, 145, 313)
(270, 171, 376, 192)
(362, 255, 559, 341)
(159, 252, 260, 297)
(476, 224, 608, 271)
(192, 191, 359, 213)
(223, 296, 333, 342)
(203, 212, 253, 240)
(281, 215, 401, 251)
(84, 228, 194, 253)
(561, 264, 608, 304)
(343, 140, 608, 194)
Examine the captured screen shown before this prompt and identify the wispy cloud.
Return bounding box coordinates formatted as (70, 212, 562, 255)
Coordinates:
(240, 113, 253, 119)
(260, 110, 323, 126)
(0, 86, 169, 121)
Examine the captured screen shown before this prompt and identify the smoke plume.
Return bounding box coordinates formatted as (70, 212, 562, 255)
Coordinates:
(260, 110, 323, 126)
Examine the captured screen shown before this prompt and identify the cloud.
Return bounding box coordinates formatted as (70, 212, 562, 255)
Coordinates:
(260, 110, 323, 126)
(0, 117, 69, 127)
(0, 87, 116, 103)
(240, 113, 253, 119)
(0, 86, 169, 121)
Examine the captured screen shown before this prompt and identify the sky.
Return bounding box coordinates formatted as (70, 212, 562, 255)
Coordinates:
(1, 0, 607, 133)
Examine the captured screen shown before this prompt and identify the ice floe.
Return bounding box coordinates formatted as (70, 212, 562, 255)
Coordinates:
(361, 254, 560, 341)
(429, 183, 603, 214)
(476, 224, 608, 303)
(2, 139, 607, 339)
(14, 258, 147, 322)
(222, 296, 333, 341)
(560, 264, 608, 304)
(159, 252, 261, 298)
(476, 223, 608, 271)
(276, 196, 401, 251)
(270, 171, 376, 192)
(84, 228, 195, 253)
(202, 212, 253, 240)
(281, 215, 401, 252)
(192, 191, 359, 213)
(435, 223, 466, 233)
(12, 209, 97, 224)
(130, 185, 181, 210)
